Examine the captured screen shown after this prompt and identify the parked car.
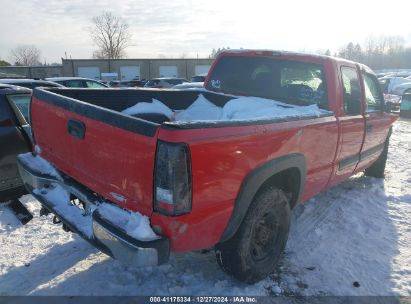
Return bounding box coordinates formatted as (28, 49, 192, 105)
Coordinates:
(45, 77, 108, 88)
(191, 73, 207, 82)
(18, 50, 397, 283)
(0, 84, 33, 223)
(384, 94, 402, 112)
(144, 77, 189, 88)
(172, 82, 204, 89)
(379, 76, 411, 94)
(107, 80, 121, 87)
(390, 81, 411, 96)
(0, 78, 63, 89)
(121, 79, 147, 87)
(400, 93, 411, 118)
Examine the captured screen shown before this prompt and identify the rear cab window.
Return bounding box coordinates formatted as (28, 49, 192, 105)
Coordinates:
(205, 55, 329, 109)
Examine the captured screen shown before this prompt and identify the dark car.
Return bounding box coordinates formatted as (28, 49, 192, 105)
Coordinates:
(0, 84, 33, 223)
(191, 73, 207, 82)
(144, 77, 188, 88)
(120, 79, 147, 87)
(0, 78, 63, 89)
(0, 84, 32, 200)
(45, 77, 108, 88)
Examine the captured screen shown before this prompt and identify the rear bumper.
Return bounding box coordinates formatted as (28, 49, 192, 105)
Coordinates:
(17, 155, 170, 267)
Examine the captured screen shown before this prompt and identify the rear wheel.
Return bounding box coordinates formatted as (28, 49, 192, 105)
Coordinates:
(215, 187, 290, 283)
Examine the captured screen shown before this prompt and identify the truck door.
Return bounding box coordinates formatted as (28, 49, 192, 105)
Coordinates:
(330, 66, 365, 186)
(356, 70, 393, 171)
(0, 94, 31, 200)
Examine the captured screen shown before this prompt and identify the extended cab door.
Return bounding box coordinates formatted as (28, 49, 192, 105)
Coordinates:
(329, 65, 365, 186)
(356, 70, 393, 171)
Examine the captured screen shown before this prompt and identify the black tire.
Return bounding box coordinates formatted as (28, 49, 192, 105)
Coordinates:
(364, 131, 391, 178)
(215, 187, 290, 283)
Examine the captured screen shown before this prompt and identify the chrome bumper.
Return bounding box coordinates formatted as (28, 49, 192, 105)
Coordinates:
(17, 156, 170, 267)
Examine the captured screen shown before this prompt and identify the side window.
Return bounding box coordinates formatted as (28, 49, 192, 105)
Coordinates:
(65, 80, 85, 88)
(341, 67, 361, 115)
(86, 80, 106, 88)
(7, 94, 31, 123)
(0, 97, 12, 124)
(363, 73, 383, 112)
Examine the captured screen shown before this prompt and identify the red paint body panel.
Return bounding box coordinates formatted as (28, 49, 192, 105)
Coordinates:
(30, 51, 398, 253)
(153, 116, 338, 251)
(31, 97, 157, 215)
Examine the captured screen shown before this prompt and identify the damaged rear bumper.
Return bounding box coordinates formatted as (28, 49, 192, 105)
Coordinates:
(16, 155, 170, 267)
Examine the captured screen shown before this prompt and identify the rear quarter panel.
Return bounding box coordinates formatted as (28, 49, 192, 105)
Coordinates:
(152, 116, 338, 251)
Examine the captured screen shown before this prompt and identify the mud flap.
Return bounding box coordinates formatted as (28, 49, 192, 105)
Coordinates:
(7, 199, 33, 225)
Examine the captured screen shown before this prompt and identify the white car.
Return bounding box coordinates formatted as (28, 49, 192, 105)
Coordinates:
(391, 81, 411, 96)
(144, 78, 189, 89)
(379, 76, 411, 94)
(172, 82, 204, 90)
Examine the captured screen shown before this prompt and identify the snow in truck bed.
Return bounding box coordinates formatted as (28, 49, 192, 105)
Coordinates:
(0, 120, 410, 297)
(121, 94, 332, 123)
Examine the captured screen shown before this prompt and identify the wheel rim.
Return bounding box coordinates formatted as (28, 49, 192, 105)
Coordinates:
(250, 211, 279, 261)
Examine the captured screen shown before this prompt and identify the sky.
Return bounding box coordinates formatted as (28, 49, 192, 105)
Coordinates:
(1, 0, 411, 64)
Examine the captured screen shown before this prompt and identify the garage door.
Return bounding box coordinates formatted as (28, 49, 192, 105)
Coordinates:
(78, 67, 100, 80)
(195, 65, 210, 75)
(159, 66, 178, 77)
(120, 66, 141, 81)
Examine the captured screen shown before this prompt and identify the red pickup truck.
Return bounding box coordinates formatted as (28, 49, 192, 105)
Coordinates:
(17, 50, 397, 283)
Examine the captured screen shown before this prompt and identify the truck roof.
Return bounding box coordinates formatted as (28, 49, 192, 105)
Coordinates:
(219, 49, 374, 73)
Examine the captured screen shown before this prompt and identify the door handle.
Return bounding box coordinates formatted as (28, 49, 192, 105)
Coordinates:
(67, 119, 86, 139)
(366, 123, 373, 133)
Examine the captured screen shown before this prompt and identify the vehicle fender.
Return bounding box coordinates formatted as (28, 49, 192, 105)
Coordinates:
(219, 153, 306, 243)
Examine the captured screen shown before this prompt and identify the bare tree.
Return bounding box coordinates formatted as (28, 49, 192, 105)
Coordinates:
(10, 45, 41, 66)
(90, 12, 131, 59)
(209, 47, 230, 59)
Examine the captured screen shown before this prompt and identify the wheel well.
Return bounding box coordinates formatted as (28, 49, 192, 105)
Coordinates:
(257, 168, 301, 209)
(219, 154, 305, 243)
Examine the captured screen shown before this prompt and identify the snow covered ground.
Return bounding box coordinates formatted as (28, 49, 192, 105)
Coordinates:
(0, 119, 410, 296)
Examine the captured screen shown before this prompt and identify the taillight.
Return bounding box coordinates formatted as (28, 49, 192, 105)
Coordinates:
(154, 141, 192, 216)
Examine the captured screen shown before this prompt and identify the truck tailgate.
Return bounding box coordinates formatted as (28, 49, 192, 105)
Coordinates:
(30, 89, 158, 215)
